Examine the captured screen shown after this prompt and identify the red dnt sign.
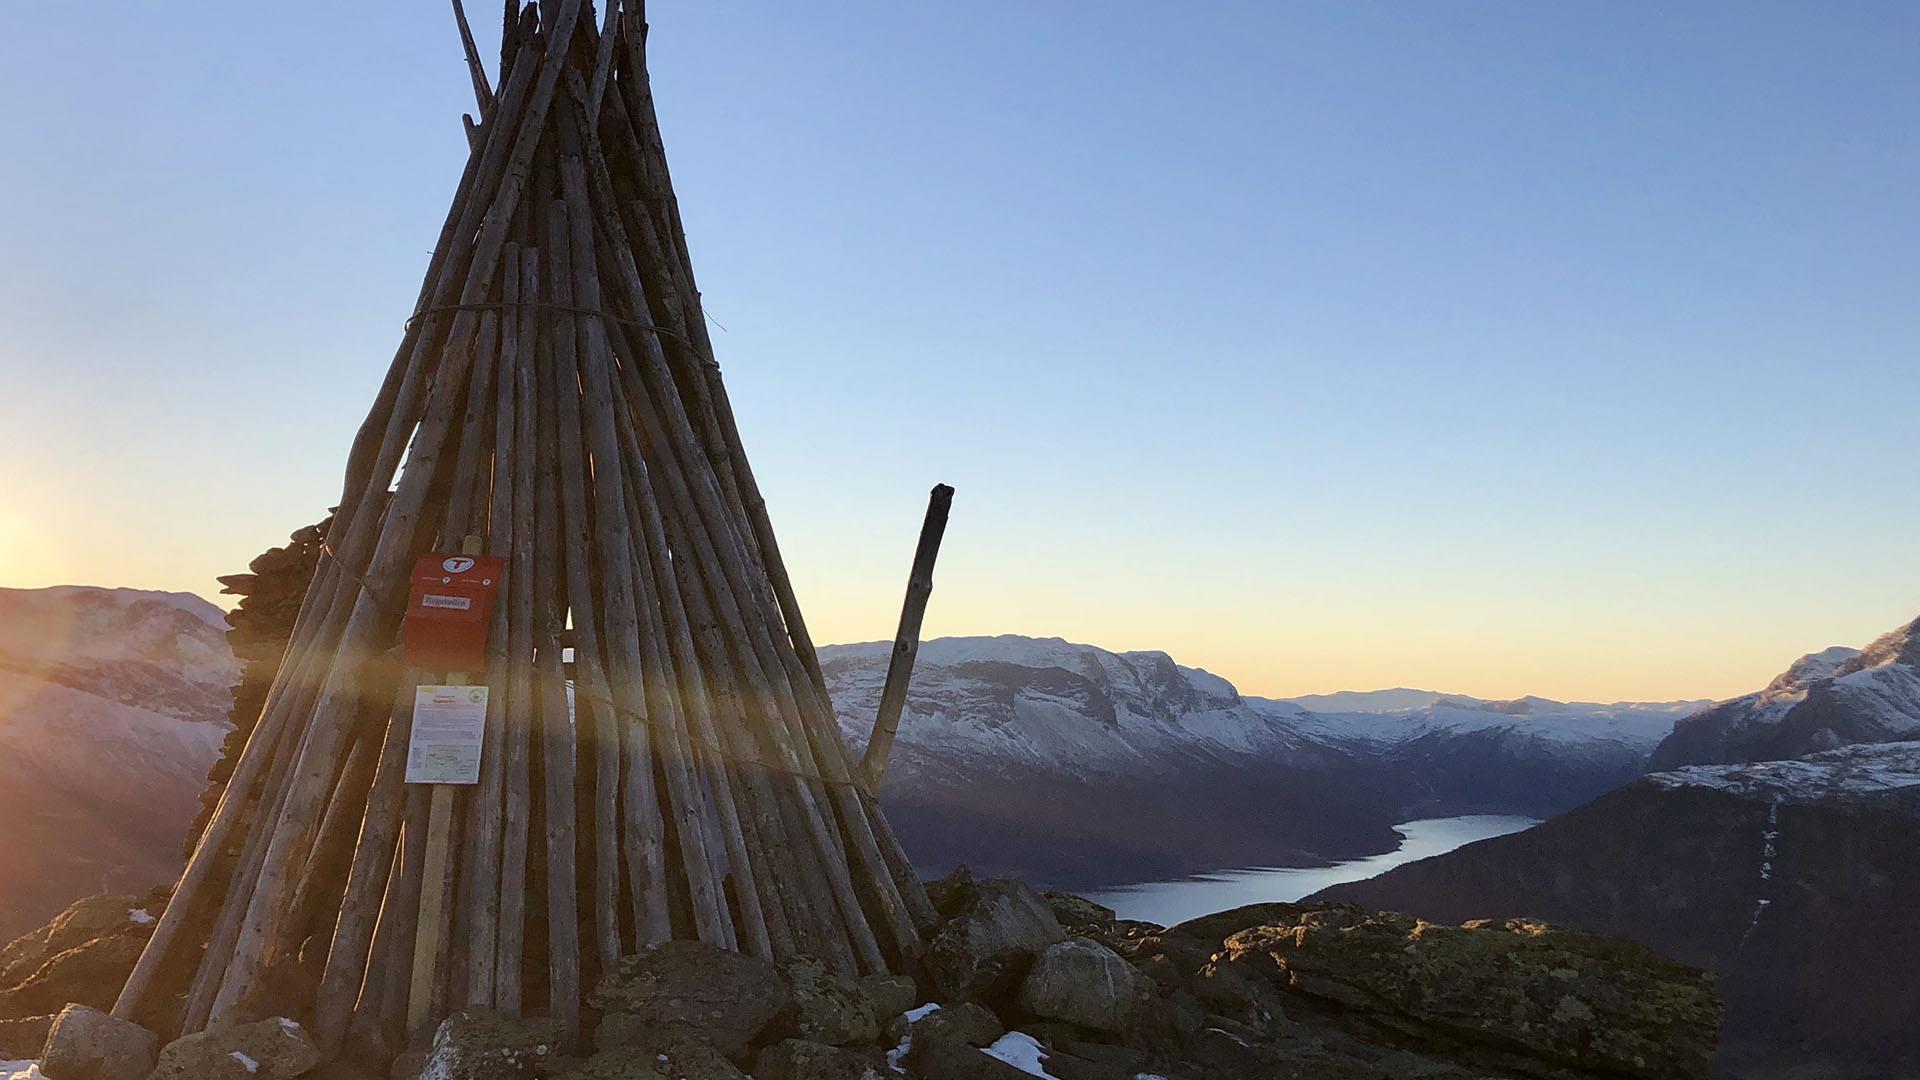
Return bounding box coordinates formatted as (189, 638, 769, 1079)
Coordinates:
(401, 552, 506, 674)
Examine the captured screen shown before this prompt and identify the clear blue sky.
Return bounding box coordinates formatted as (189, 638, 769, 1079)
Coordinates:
(2, 3, 1915, 701)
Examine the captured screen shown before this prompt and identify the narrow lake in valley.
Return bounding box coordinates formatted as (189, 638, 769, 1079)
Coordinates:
(1084, 814, 1541, 927)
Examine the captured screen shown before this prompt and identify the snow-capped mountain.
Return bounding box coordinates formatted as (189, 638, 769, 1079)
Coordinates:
(1648, 615, 1920, 769)
(0, 587, 236, 940)
(822, 635, 1698, 888)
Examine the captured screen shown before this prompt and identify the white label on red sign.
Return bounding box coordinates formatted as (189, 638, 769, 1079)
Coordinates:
(406, 685, 489, 784)
(419, 594, 473, 611)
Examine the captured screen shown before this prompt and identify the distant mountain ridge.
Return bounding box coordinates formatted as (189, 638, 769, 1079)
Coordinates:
(823, 634, 1700, 887)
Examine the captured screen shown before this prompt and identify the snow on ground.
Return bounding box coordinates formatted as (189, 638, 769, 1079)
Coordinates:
(983, 1032, 1058, 1078)
(1647, 741, 1920, 801)
(0, 1063, 43, 1080)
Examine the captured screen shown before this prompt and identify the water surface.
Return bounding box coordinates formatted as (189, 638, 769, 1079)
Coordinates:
(1085, 814, 1539, 927)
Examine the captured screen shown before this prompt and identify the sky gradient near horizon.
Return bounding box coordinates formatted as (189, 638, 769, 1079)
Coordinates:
(2, 3, 1916, 703)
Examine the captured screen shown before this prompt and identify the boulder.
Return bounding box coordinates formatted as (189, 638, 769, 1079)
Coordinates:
(778, 957, 877, 1047)
(902, 1036, 1037, 1080)
(550, 1041, 745, 1080)
(1215, 906, 1721, 1079)
(853, 975, 916, 1025)
(923, 867, 977, 919)
(414, 1009, 562, 1080)
(1040, 892, 1115, 929)
(0, 1014, 52, 1060)
(1017, 938, 1154, 1033)
(924, 879, 1065, 1000)
(0, 894, 161, 991)
(37, 1004, 157, 1080)
(0, 933, 146, 1019)
(590, 941, 793, 1061)
(751, 1039, 886, 1080)
(884, 1002, 1002, 1052)
(149, 1017, 321, 1080)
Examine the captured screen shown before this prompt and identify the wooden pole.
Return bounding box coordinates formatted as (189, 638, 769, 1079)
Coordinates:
(860, 484, 953, 792)
(405, 533, 485, 1036)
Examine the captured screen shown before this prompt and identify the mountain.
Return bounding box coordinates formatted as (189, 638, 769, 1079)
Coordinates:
(1314, 741, 1920, 1074)
(0, 587, 235, 940)
(1649, 617, 1920, 769)
(823, 635, 1698, 889)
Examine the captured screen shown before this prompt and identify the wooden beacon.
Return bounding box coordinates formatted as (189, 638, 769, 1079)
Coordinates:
(108, 0, 935, 1059)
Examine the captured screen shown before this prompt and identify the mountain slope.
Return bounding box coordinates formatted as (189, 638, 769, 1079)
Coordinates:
(0, 587, 235, 939)
(1315, 742, 1920, 1072)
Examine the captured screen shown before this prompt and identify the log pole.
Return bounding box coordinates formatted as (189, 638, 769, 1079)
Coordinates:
(860, 484, 953, 793)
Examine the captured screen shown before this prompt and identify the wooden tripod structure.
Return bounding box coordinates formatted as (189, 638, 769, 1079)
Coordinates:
(110, 0, 934, 1056)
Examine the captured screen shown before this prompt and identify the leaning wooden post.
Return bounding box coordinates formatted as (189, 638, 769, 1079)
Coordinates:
(860, 484, 954, 793)
(406, 533, 490, 1036)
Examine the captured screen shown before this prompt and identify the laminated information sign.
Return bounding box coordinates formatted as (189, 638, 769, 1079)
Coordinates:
(405, 684, 489, 785)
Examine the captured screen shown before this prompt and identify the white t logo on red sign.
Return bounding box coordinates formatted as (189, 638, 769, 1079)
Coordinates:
(442, 556, 476, 574)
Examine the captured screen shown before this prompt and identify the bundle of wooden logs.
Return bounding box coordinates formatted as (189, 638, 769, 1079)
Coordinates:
(112, 0, 934, 1060)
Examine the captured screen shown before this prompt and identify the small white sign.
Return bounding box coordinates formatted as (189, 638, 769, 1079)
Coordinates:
(406, 684, 489, 785)
(419, 593, 473, 611)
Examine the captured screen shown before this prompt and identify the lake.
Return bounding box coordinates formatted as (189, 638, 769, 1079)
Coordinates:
(1083, 814, 1540, 927)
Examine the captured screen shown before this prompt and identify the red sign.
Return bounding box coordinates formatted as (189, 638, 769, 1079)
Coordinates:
(401, 552, 506, 673)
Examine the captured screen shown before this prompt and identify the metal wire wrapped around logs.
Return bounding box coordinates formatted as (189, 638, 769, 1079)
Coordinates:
(108, 0, 936, 1058)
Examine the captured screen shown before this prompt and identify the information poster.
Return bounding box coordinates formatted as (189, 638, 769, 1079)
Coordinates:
(405, 684, 489, 784)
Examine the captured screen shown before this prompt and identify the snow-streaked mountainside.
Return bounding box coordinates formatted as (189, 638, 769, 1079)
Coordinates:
(0, 587, 235, 939)
(1647, 739, 1920, 803)
(823, 634, 1697, 888)
(1648, 614, 1920, 770)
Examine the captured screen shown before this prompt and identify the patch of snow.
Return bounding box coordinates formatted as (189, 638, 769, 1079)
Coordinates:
(128, 907, 154, 925)
(229, 1051, 260, 1073)
(0, 1062, 43, 1080)
(1647, 741, 1920, 801)
(902, 1002, 942, 1022)
(983, 1032, 1057, 1078)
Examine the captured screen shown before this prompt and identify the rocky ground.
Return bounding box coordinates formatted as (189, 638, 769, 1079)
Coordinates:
(0, 868, 1718, 1080)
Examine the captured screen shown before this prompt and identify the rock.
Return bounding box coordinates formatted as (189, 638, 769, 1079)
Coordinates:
(902, 1035, 1037, 1080)
(884, 1001, 1004, 1066)
(385, 1050, 427, 1080)
(37, 1004, 158, 1080)
(589, 941, 793, 1061)
(1040, 892, 1115, 929)
(0, 1013, 52, 1059)
(0, 931, 147, 1019)
(779, 956, 877, 1047)
(149, 1016, 321, 1079)
(0, 894, 161, 990)
(1216, 906, 1721, 1079)
(854, 974, 916, 1025)
(550, 1041, 745, 1080)
(1017, 938, 1154, 1033)
(751, 1039, 886, 1080)
(924, 879, 1065, 1000)
(414, 1009, 562, 1080)
(923, 867, 977, 920)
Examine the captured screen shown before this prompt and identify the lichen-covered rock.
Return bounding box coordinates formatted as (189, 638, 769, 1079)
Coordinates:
(550, 1040, 745, 1080)
(413, 1009, 562, 1080)
(1017, 938, 1154, 1033)
(149, 1016, 321, 1079)
(751, 1039, 886, 1080)
(884, 1001, 1003, 1056)
(924, 879, 1065, 1000)
(591, 941, 793, 1061)
(37, 1003, 158, 1080)
(778, 956, 877, 1047)
(1215, 906, 1721, 1079)
(1040, 892, 1115, 929)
